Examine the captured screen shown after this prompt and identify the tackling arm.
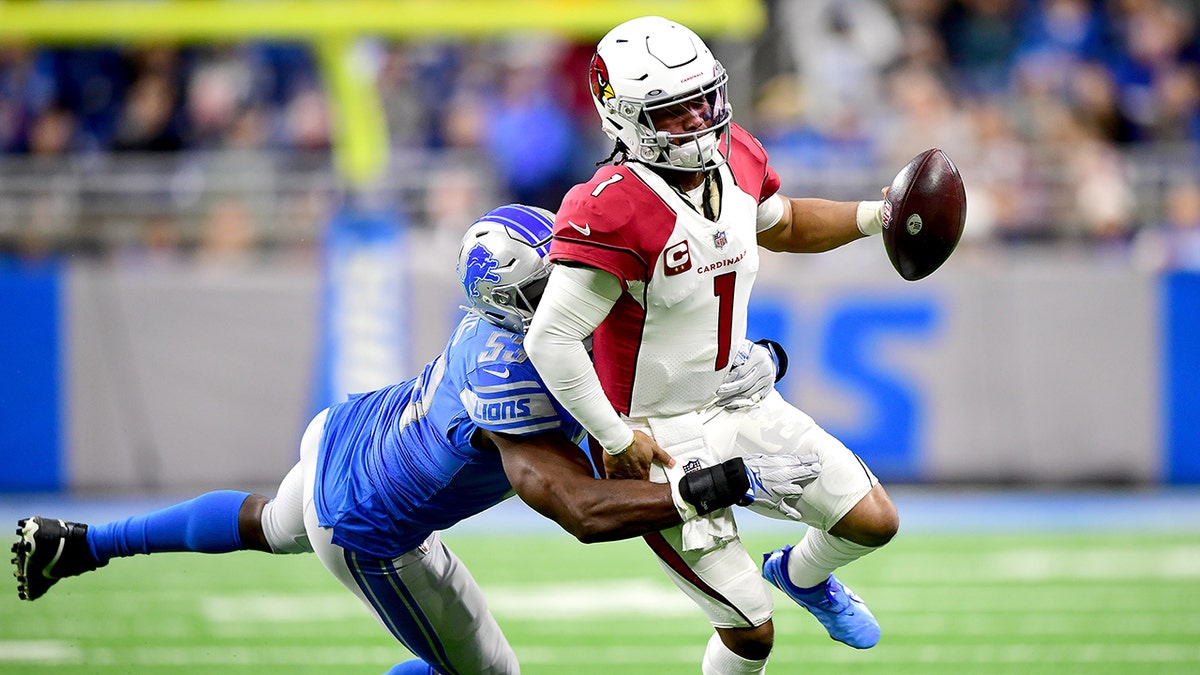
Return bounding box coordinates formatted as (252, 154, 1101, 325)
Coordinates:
(482, 429, 747, 544)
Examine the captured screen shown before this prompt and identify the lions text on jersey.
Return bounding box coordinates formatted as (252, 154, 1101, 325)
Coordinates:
(314, 313, 584, 558)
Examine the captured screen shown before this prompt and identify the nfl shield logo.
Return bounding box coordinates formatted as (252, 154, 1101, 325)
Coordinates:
(713, 230, 727, 249)
(682, 458, 702, 473)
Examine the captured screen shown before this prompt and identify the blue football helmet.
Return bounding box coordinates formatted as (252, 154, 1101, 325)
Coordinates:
(457, 204, 555, 334)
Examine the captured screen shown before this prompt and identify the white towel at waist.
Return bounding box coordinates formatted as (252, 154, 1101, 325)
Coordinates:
(645, 412, 738, 553)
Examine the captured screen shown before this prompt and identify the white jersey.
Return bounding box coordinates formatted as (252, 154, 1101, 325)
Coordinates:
(549, 124, 782, 417)
(548, 124, 883, 635)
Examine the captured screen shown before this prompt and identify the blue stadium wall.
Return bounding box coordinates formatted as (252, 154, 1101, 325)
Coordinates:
(0, 261, 60, 491)
(1165, 273, 1200, 483)
(1, 251, 1197, 491)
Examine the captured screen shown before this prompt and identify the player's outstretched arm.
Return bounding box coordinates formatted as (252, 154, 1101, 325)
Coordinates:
(757, 196, 882, 253)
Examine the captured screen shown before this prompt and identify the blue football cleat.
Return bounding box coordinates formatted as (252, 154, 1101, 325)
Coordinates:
(762, 545, 880, 649)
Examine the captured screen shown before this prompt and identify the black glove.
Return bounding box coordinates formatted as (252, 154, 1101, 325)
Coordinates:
(679, 457, 752, 516)
(754, 339, 788, 382)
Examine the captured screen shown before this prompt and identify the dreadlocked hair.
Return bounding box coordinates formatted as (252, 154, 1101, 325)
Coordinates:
(596, 142, 629, 167)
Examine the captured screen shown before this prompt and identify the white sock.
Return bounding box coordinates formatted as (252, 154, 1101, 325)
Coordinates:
(701, 632, 768, 675)
(786, 527, 877, 589)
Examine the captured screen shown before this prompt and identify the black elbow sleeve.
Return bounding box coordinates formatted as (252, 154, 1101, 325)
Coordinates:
(678, 457, 750, 516)
(754, 338, 788, 382)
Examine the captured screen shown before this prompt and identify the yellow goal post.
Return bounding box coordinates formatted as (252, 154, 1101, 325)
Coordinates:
(0, 0, 766, 188)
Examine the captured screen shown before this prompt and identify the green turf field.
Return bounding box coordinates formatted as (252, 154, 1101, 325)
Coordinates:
(3, 531, 1199, 674)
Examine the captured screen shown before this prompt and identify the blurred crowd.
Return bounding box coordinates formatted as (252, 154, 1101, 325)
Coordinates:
(755, 0, 1200, 269)
(2, 0, 1200, 270)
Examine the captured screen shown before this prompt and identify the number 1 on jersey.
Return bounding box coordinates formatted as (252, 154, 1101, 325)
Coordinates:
(591, 173, 624, 197)
(713, 272, 735, 370)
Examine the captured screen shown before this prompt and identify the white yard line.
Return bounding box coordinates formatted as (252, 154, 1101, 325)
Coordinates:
(1, 642, 1198, 667)
(0, 641, 81, 663)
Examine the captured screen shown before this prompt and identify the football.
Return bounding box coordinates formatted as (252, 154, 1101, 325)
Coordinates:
(881, 148, 967, 281)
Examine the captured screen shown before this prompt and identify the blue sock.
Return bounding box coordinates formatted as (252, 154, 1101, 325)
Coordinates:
(383, 660, 435, 675)
(87, 490, 251, 565)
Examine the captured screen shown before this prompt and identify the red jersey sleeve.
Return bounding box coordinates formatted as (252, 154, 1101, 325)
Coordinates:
(726, 123, 780, 204)
(549, 165, 674, 288)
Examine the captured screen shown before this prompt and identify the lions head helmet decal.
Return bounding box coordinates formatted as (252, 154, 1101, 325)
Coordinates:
(462, 243, 501, 300)
(456, 204, 555, 334)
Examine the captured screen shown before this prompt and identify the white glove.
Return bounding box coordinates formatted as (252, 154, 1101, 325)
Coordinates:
(715, 340, 776, 409)
(741, 453, 822, 521)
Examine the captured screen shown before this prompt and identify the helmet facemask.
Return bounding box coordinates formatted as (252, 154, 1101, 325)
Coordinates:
(625, 65, 732, 170)
(478, 263, 551, 333)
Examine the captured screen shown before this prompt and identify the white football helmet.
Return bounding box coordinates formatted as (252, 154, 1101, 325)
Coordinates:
(457, 204, 554, 334)
(590, 16, 732, 171)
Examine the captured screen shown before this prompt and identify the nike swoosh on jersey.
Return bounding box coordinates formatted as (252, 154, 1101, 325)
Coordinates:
(568, 220, 591, 236)
(483, 367, 511, 378)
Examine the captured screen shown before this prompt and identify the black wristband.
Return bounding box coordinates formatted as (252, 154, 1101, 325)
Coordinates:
(754, 338, 788, 382)
(679, 457, 750, 516)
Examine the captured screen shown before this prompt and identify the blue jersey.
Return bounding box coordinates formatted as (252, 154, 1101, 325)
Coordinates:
(314, 314, 586, 558)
